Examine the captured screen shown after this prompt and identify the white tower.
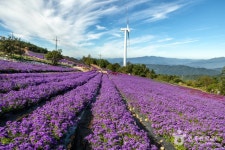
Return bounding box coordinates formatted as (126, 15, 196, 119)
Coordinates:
(121, 24, 130, 67)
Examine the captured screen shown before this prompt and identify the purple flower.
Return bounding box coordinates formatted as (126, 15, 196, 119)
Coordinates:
(110, 73, 225, 149)
(0, 72, 102, 149)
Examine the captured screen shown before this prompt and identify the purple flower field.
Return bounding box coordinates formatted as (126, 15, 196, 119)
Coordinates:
(0, 72, 77, 93)
(0, 71, 96, 115)
(0, 73, 102, 149)
(110, 74, 225, 150)
(1, 61, 225, 149)
(85, 75, 157, 150)
(0, 60, 75, 73)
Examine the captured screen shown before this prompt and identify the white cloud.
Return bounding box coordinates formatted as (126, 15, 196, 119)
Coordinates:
(96, 25, 107, 30)
(87, 34, 158, 58)
(0, 0, 199, 58)
(149, 4, 182, 22)
(131, 1, 185, 23)
(0, 0, 118, 48)
(157, 38, 173, 43)
(130, 35, 155, 46)
(111, 33, 122, 38)
(164, 39, 198, 46)
(91, 39, 124, 58)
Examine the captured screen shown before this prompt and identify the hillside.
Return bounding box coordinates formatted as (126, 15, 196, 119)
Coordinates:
(186, 57, 225, 69)
(147, 64, 221, 76)
(0, 36, 83, 66)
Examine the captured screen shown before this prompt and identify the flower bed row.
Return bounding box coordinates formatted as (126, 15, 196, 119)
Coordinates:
(111, 74, 225, 149)
(26, 50, 45, 59)
(0, 59, 75, 73)
(86, 75, 157, 150)
(0, 73, 102, 149)
(0, 72, 74, 82)
(0, 72, 79, 93)
(0, 72, 74, 81)
(0, 71, 97, 115)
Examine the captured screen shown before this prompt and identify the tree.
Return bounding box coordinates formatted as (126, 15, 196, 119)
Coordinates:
(106, 63, 121, 72)
(146, 69, 157, 79)
(82, 54, 96, 66)
(106, 64, 113, 71)
(112, 63, 120, 72)
(0, 36, 26, 57)
(45, 50, 63, 65)
(220, 67, 225, 95)
(130, 64, 150, 77)
(194, 76, 213, 88)
(98, 59, 110, 68)
(0, 36, 15, 56)
(125, 63, 134, 73)
(13, 37, 25, 56)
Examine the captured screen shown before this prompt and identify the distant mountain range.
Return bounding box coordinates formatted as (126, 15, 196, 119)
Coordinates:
(107, 56, 225, 69)
(146, 64, 221, 76)
(107, 56, 225, 76)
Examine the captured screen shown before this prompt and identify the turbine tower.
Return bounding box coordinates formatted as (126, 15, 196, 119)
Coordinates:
(121, 8, 130, 67)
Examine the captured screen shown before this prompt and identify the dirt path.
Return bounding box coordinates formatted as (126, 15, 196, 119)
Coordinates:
(68, 106, 92, 150)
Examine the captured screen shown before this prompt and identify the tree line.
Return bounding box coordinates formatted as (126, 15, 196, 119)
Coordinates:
(81, 54, 157, 78)
(184, 70, 225, 95)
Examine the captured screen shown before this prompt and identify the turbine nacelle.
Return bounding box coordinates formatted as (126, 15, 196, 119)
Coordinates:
(120, 27, 130, 32)
(120, 28, 129, 31)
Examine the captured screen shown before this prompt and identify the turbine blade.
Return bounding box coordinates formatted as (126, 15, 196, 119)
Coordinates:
(126, 6, 129, 25)
(127, 30, 130, 48)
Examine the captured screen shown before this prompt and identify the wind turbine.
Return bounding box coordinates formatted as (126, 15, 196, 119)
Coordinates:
(121, 8, 130, 67)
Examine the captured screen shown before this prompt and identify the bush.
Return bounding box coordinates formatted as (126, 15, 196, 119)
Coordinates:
(45, 50, 63, 65)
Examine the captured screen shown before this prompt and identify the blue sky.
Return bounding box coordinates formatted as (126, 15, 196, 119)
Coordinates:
(0, 0, 225, 59)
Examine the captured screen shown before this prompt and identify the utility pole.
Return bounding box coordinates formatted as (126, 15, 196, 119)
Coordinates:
(99, 54, 102, 68)
(54, 36, 59, 51)
(11, 32, 14, 39)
